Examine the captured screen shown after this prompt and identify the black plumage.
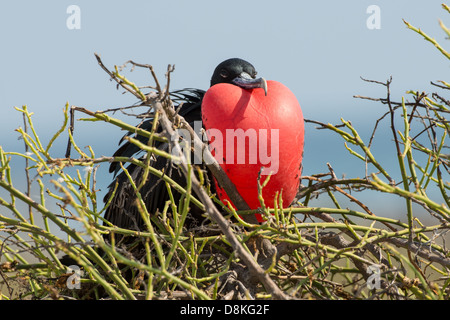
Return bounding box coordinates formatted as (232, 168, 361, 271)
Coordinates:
(103, 89, 206, 231)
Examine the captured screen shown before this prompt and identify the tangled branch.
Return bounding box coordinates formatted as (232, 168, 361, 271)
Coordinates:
(1, 5, 450, 299)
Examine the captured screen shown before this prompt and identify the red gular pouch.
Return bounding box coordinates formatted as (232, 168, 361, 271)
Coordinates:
(202, 80, 304, 222)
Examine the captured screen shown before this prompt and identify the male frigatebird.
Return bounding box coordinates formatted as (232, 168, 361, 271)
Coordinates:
(103, 58, 304, 231)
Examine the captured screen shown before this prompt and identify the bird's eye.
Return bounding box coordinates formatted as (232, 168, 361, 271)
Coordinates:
(220, 69, 229, 78)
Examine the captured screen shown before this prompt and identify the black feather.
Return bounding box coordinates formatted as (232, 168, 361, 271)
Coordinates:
(103, 88, 206, 231)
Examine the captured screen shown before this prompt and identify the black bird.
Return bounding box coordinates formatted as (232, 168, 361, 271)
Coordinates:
(103, 58, 267, 232)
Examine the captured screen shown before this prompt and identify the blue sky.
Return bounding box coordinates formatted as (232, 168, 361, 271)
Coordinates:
(0, 1, 448, 218)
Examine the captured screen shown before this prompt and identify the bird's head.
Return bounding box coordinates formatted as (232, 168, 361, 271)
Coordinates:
(210, 58, 267, 96)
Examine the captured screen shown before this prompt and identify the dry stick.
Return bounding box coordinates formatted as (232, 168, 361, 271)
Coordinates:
(94, 53, 145, 101)
(324, 162, 398, 231)
(353, 94, 450, 114)
(187, 126, 258, 224)
(331, 184, 398, 232)
(431, 81, 450, 91)
(154, 101, 289, 300)
(163, 64, 175, 101)
(407, 92, 427, 125)
(152, 99, 259, 225)
(65, 106, 75, 158)
(297, 175, 373, 199)
(374, 237, 450, 269)
(119, 59, 163, 95)
(94, 53, 257, 223)
(157, 63, 259, 223)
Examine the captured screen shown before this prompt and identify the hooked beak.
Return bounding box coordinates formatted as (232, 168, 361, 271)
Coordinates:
(231, 72, 268, 96)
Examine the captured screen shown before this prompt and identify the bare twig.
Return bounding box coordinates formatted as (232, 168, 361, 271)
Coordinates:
(155, 100, 289, 299)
